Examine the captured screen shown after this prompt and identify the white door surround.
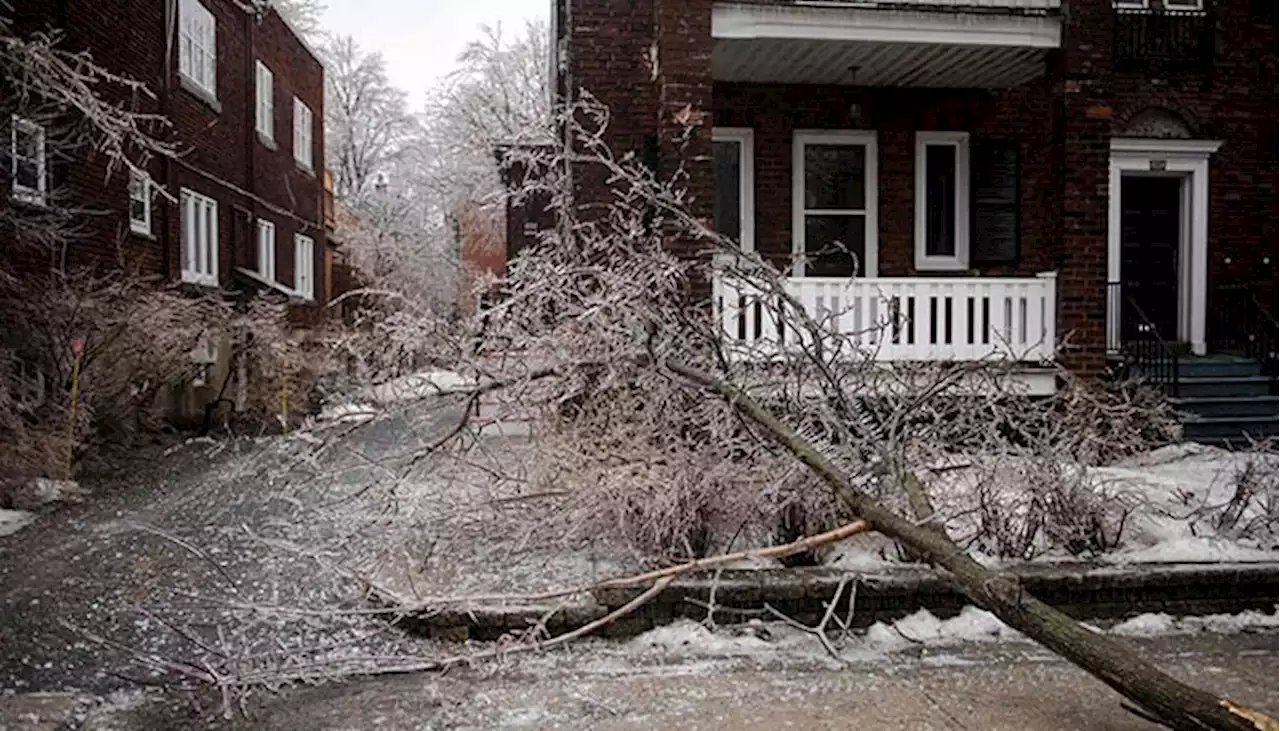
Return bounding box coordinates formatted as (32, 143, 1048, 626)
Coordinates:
(1107, 138, 1221, 356)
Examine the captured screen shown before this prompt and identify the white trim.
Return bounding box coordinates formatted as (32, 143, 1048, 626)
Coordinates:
(1107, 138, 1221, 356)
(712, 3, 1062, 49)
(9, 115, 47, 206)
(180, 188, 219, 287)
(255, 61, 274, 142)
(256, 218, 276, 282)
(914, 131, 970, 272)
(293, 98, 314, 171)
(712, 127, 755, 254)
(293, 233, 315, 300)
(1110, 138, 1223, 155)
(128, 171, 152, 235)
(792, 130, 878, 278)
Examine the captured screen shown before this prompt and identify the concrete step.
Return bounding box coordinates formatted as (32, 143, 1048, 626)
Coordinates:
(1173, 395, 1280, 419)
(1174, 357, 1264, 380)
(1173, 375, 1275, 399)
(1181, 414, 1279, 446)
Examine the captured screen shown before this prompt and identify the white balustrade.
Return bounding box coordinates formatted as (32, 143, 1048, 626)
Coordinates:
(714, 272, 1058, 363)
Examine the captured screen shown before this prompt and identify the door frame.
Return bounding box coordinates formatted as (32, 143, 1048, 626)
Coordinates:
(792, 130, 879, 278)
(1107, 138, 1221, 356)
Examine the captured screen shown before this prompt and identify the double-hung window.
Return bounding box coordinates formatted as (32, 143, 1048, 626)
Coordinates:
(179, 0, 217, 100)
(793, 131, 878, 277)
(256, 219, 276, 282)
(293, 99, 313, 170)
(294, 234, 314, 300)
(180, 188, 218, 286)
(914, 132, 970, 271)
(128, 172, 152, 234)
(10, 116, 47, 205)
(255, 61, 274, 142)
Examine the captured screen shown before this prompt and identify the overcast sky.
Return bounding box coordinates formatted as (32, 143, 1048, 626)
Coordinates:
(322, 0, 549, 104)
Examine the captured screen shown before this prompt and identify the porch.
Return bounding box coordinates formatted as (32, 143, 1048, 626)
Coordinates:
(713, 272, 1058, 364)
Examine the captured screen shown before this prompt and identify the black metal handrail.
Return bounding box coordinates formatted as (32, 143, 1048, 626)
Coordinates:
(1110, 282, 1181, 396)
(1114, 4, 1215, 76)
(1208, 284, 1279, 372)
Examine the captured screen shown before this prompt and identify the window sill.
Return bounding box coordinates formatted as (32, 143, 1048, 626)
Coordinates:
(10, 190, 48, 208)
(129, 226, 157, 241)
(179, 75, 222, 113)
(294, 162, 315, 178)
(181, 274, 219, 289)
(914, 256, 970, 273)
(257, 132, 277, 151)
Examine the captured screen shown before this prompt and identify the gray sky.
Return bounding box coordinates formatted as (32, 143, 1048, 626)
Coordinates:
(322, 0, 549, 104)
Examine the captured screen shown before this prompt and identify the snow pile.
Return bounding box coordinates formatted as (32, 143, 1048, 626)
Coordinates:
(864, 607, 1022, 649)
(0, 508, 36, 537)
(364, 369, 475, 404)
(630, 607, 1023, 663)
(317, 401, 379, 425)
(627, 605, 1277, 666)
(1110, 607, 1279, 637)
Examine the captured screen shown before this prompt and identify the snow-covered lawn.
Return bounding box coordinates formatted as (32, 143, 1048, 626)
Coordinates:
(823, 442, 1278, 570)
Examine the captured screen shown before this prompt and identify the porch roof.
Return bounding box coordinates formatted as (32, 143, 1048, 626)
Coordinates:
(712, 2, 1061, 88)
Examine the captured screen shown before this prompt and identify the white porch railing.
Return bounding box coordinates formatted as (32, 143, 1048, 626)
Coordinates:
(714, 272, 1058, 363)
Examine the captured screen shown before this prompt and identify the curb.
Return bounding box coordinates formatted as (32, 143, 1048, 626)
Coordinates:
(393, 561, 1279, 642)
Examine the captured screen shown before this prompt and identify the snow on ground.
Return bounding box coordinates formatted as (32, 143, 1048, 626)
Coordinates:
(618, 604, 1278, 668)
(1109, 607, 1280, 637)
(0, 509, 35, 537)
(887, 442, 1278, 568)
(363, 369, 476, 405)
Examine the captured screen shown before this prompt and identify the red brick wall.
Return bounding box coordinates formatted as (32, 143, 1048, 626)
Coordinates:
(4, 0, 326, 306)
(713, 82, 1060, 279)
(557, 0, 1278, 370)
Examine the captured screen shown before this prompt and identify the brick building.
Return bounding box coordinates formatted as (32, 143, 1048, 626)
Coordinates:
(4, 0, 327, 305)
(548, 0, 1278, 439)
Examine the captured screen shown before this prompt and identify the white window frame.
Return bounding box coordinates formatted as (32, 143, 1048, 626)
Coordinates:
(792, 130, 878, 278)
(914, 131, 970, 271)
(293, 99, 313, 171)
(256, 219, 276, 282)
(1112, 0, 1149, 9)
(1160, 0, 1204, 11)
(128, 171, 152, 235)
(255, 61, 274, 142)
(294, 233, 315, 300)
(711, 127, 755, 254)
(10, 116, 47, 206)
(178, 0, 218, 100)
(180, 188, 218, 286)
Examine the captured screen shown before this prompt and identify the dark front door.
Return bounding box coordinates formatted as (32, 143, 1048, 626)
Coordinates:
(1120, 176, 1182, 343)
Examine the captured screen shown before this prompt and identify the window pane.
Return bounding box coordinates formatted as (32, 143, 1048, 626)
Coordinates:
(713, 140, 741, 245)
(804, 144, 865, 211)
(16, 128, 39, 160)
(803, 214, 865, 277)
(925, 144, 957, 257)
(15, 161, 39, 190)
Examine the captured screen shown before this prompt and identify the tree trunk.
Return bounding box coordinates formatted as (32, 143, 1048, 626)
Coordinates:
(668, 360, 1276, 731)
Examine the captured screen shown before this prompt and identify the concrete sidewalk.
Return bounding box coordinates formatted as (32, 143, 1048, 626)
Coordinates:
(27, 629, 1263, 731)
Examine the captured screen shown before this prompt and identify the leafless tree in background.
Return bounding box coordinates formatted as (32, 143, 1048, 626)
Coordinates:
(321, 34, 421, 206)
(423, 21, 551, 208)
